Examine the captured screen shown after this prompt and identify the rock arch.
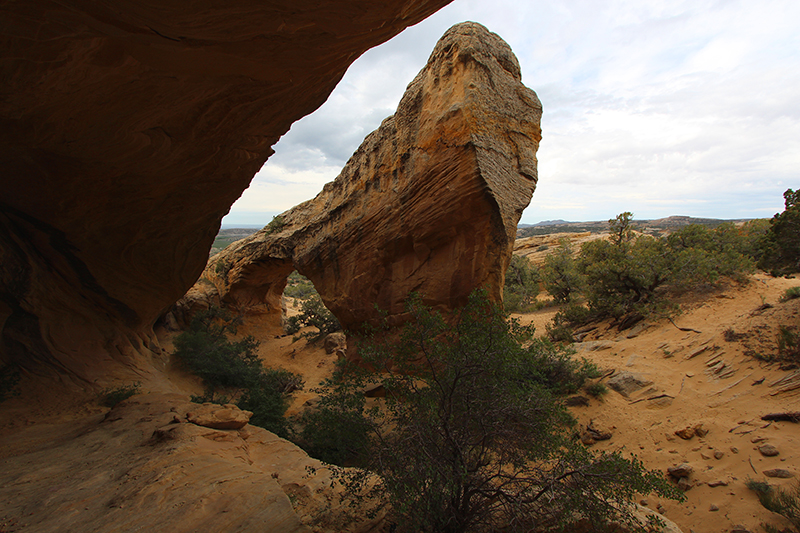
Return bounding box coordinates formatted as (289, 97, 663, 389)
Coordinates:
(178, 23, 542, 337)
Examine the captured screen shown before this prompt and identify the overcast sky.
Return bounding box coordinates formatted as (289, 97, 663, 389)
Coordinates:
(224, 0, 800, 226)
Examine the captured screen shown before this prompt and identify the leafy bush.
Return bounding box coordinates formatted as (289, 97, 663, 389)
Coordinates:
(174, 307, 302, 437)
(100, 382, 141, 408)
(300, 290, 681, 532)
(503, 254, 541, 313)
(747, 479, 800, 531)
(0, 363, 21, 403)
(760, 189, 800, 276)
(577, 213, 755, 320)
(541, 238, 583, 303)
(285, 295, 341, 343)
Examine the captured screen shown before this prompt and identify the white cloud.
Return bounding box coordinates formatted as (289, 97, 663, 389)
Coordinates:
(226, 0, 800, 226)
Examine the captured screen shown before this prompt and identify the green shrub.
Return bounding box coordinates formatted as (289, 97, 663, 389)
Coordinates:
(302, 290, 682, 532)
(546, 303, 594, 343)
(781, 286, 800, 302)
(541, 239, 584, 303)
(174, 307, 302, 437)
(285, 295, 341, 343)
(586, 382, 609, 398)
(760, 189, 800, 276)
(0, 363, 21, 403)
(503, 254, 541, 313)
(100, 382, 141, 408)
(777, 325, 800, 363)
(578, 213, 755, 321)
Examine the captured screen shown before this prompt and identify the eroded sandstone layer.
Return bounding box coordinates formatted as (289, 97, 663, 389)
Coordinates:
(182, 22, 542, 333)
(0, 393, 382, 532)
(0, 0, 453, 382)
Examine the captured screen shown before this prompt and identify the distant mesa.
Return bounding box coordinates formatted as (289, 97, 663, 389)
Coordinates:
(174, 22, 542, 340)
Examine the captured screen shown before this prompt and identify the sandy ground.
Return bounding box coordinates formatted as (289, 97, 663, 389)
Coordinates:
(507, 273, 800, 533)
(1, 275, 798, 533)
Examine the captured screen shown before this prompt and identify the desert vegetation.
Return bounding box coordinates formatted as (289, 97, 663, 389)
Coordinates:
(173, 307, 303, 437)
(294, 290, 681, 533)
(509, 212, 769, 342)
(283, 271, 342, 342)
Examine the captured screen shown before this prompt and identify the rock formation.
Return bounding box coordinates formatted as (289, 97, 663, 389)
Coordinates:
(182, 22, 542, 334)
(0, 393, 382, 532)
(0, 0, 453, 382)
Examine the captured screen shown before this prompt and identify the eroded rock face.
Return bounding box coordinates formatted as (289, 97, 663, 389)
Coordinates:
(0, 0, 453, 381)
(186, 22, 542, 333)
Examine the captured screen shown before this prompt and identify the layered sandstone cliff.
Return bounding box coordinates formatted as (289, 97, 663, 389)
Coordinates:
(182, 22, 542, 334)
(0, 0, 453, 382)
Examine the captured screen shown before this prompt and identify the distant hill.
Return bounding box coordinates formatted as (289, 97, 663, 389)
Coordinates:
(516, 215, 756, 238)
(210, 227, 260, 255)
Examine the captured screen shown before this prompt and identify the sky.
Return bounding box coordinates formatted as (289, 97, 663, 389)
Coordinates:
(223, 0, 800, 227)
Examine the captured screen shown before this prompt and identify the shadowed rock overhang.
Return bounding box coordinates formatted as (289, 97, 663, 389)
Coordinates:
(0, 0, 454, 383)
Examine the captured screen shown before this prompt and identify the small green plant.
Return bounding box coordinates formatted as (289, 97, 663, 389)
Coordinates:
(0, 363, 21, 403)
(777, 325, 800, 363)
(285, 295, 341, 343)
(586, 381, 609, 398)
(781, 286, 800, 302)
(174, 307, 302, 437)
(747, 478, 800, 531)
(265, 215, 287, 235)
(100, 382, 141, 408)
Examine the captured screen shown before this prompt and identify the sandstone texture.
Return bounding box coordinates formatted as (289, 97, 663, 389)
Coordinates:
(181, 22, 542, 334)
(0, 0, 453, 382)
(0, 394, 380, 533)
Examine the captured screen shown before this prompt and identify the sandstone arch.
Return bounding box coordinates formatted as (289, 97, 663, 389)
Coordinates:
(181, 22, 542, 337)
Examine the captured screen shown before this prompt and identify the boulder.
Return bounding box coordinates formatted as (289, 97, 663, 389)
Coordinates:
(0, 0, 453, 381)
(758, 444, 780, 457)
(763, 468, 793, 478)
(323, 332, 347, 355)
(186, 403, 252, 430)
(183, 22, 542, 336)
(668, 463, 693, 479)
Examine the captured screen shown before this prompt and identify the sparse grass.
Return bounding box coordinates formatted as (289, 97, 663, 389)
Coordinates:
(780, 286, 800, 302)
(747, 479, 800, 531)
(100, 382, 141, 408)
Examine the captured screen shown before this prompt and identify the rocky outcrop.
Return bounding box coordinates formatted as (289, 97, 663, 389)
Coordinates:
(0, 394, 382, 532)
(0, 0, 453, 382)
(183, 22, 542, 333)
